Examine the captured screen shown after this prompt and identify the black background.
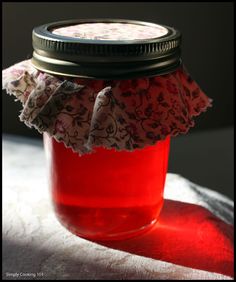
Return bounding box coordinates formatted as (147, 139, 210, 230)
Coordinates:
(2, 2, 234, 199)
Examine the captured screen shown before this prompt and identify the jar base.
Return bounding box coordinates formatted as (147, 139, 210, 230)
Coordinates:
(57, 214, 159, 241)
(53, 201, 163, 241)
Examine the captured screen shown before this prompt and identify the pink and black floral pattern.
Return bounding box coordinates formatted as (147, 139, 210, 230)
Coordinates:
(2, 60, 212, 155)
(52, 22, 168, 40)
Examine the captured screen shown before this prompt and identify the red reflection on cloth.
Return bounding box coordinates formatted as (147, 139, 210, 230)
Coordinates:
(94, 200, 234, 278)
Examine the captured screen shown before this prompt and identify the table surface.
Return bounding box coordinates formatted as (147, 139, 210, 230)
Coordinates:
(2, 135, 234, 280)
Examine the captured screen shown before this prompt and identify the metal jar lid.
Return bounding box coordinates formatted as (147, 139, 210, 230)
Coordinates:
(31, 19, 182, 79)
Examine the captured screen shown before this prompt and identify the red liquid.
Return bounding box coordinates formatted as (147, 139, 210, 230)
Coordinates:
(44, 134, 170, 240)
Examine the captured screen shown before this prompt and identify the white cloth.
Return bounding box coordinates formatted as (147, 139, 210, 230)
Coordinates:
(2, 135, 233, 280)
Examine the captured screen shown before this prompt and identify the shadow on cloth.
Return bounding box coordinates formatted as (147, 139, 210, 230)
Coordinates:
(94, 199, 234, 278)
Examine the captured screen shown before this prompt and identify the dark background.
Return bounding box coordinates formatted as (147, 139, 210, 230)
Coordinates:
(2, 2, 234, 199)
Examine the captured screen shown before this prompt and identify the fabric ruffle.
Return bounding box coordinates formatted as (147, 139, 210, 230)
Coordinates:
(2, 60, 212, 155)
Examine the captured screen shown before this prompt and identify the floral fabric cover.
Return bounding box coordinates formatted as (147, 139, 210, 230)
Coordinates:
(52, 22, 168, 40)
(2, 60, 212, 155)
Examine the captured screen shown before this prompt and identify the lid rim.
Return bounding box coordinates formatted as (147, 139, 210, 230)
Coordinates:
(31, 58, 182, 80)
(34, 18, 178, 43)
(31, 52, 181, 80)
(33, 26, 181, 45)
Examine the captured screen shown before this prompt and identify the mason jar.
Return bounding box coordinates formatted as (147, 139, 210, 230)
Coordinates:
(32, 19, 181, 240)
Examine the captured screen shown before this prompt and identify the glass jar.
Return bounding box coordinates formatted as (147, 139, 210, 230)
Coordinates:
(44, 133, 170, 240)
(32, 19, 181, 240)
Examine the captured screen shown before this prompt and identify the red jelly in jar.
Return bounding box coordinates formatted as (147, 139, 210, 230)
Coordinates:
(32, 19, 182, 240)
(44, 134, 170, 240)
